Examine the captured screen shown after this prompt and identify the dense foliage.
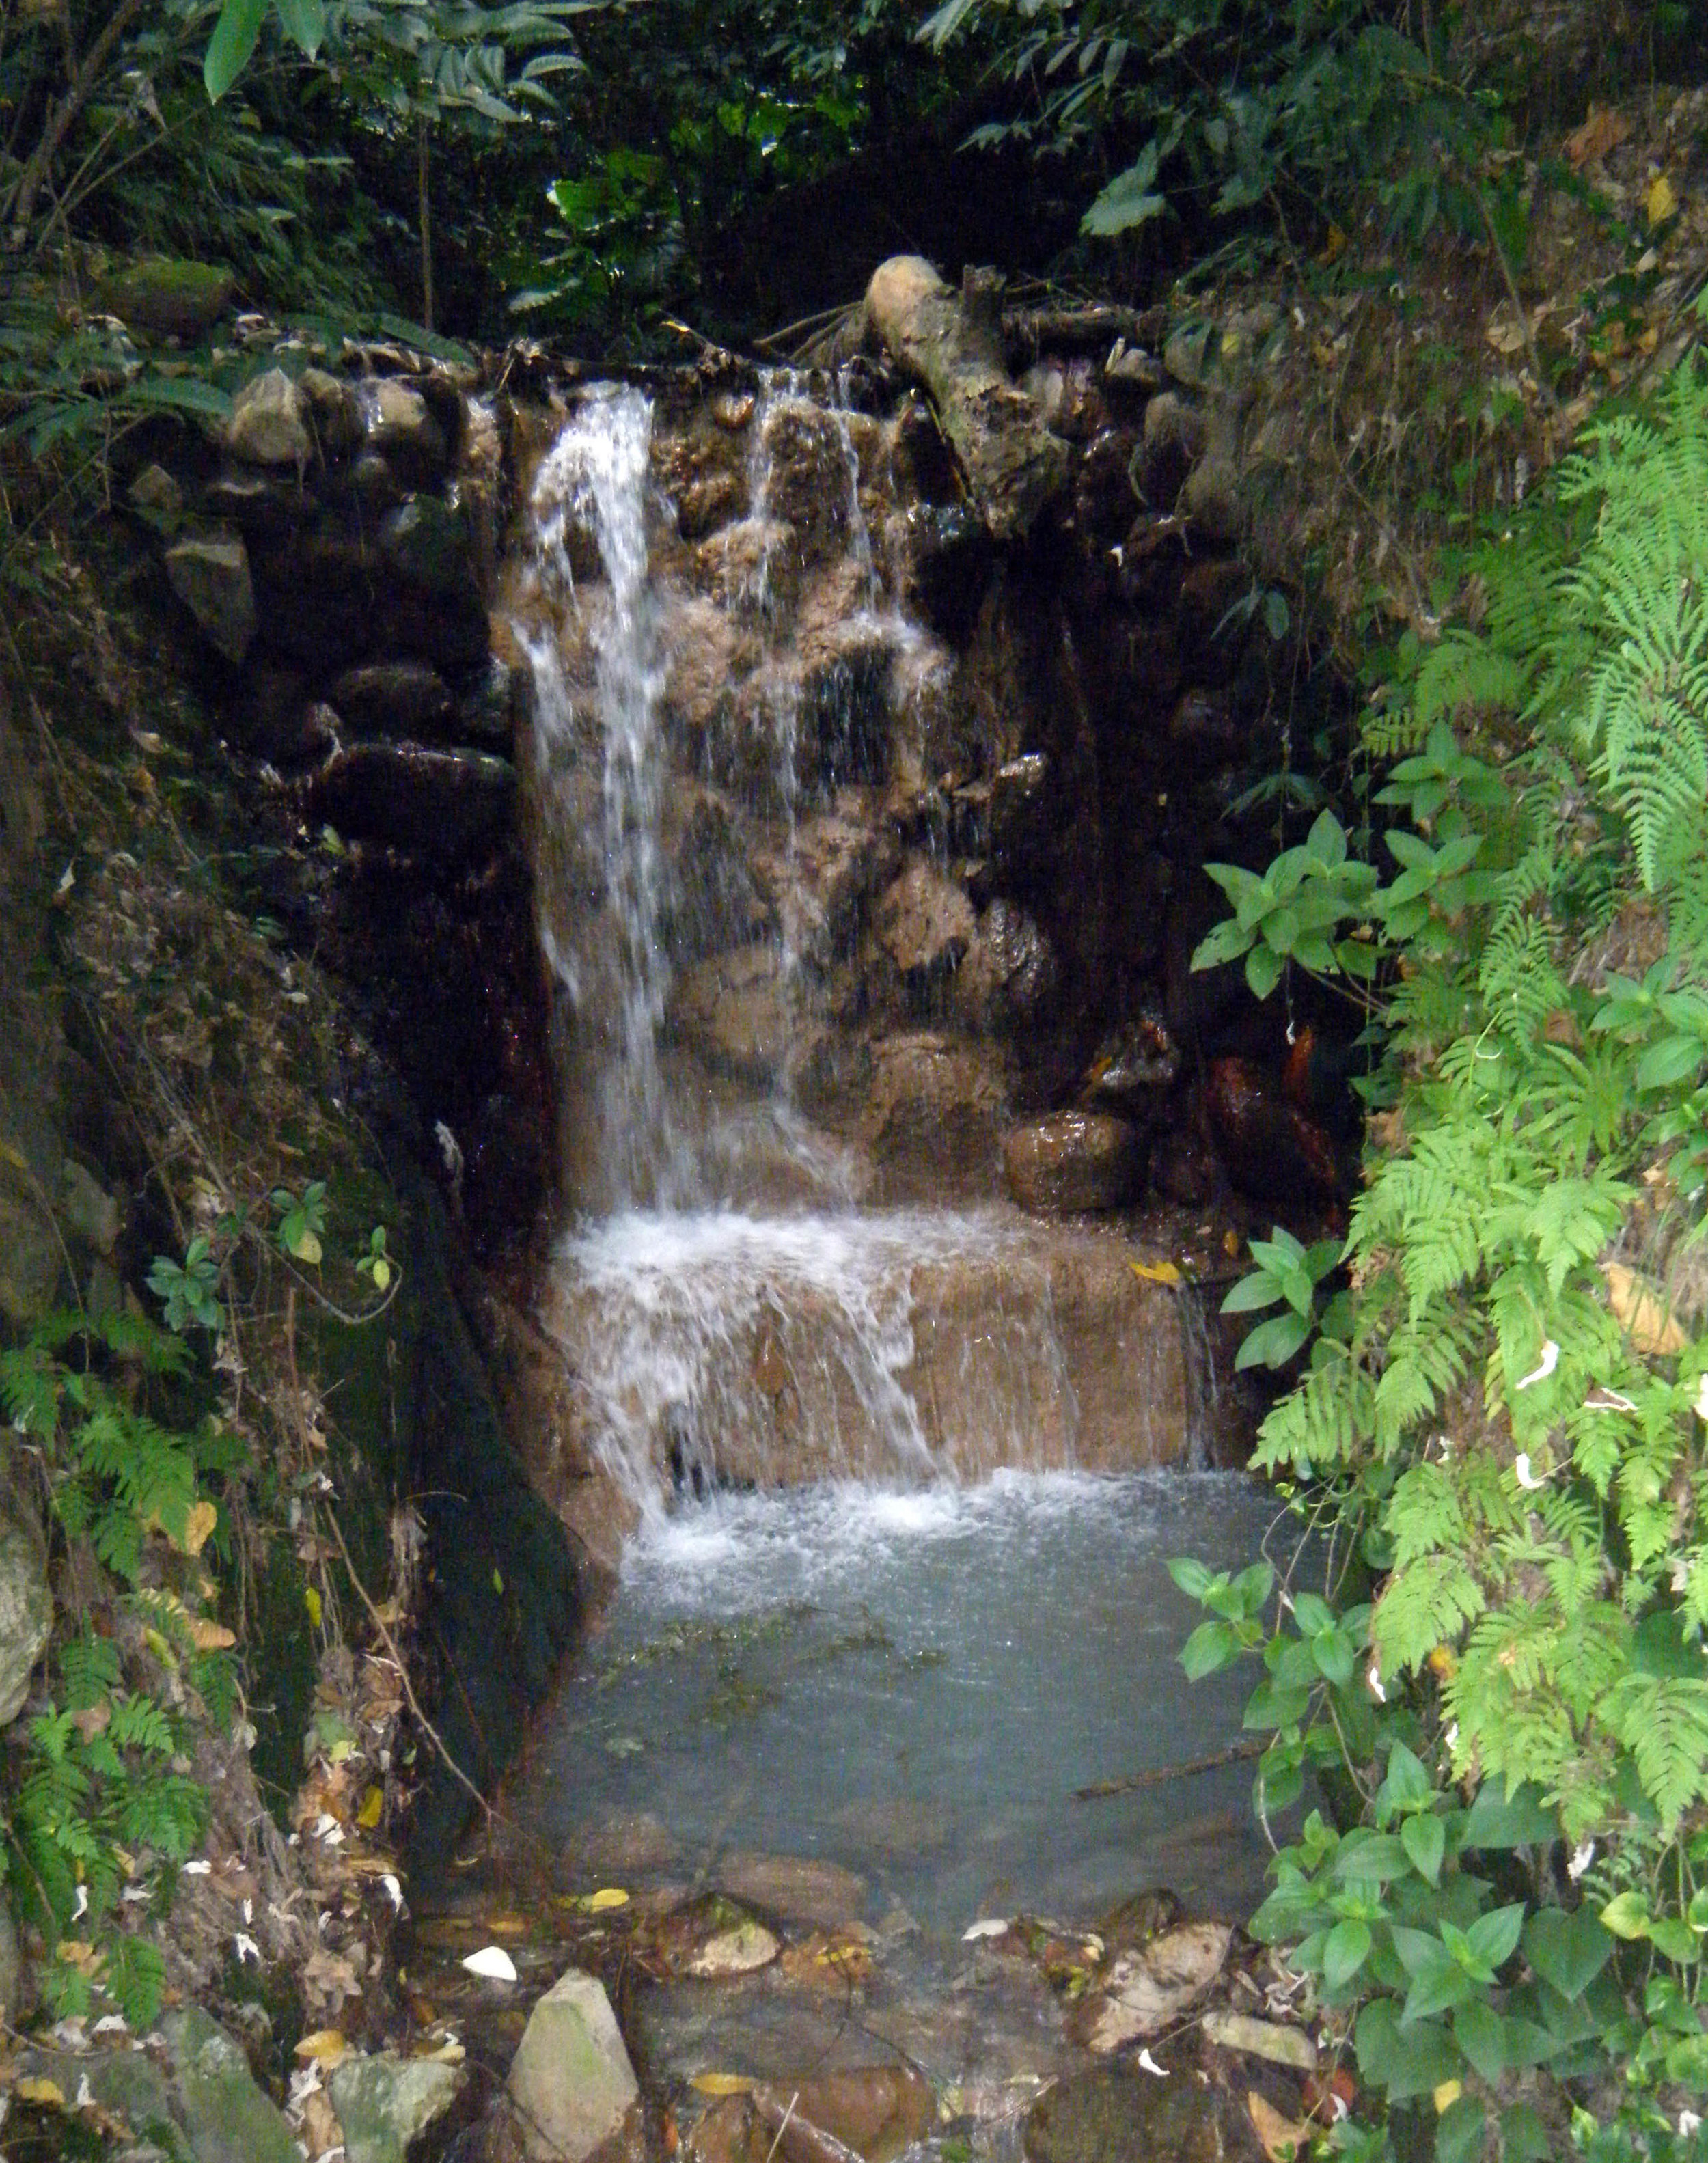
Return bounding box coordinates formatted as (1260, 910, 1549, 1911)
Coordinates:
(1182, 346, 1708, 2155)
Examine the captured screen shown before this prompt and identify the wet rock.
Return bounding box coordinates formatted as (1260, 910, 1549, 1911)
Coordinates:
(1139, 391, 1206, 508)
(251, 527, 383, 670)
(1002, 1112, 1145, 1214)
(225, 368, 310, 469)
(752, 398, 855, 555)
(1114, 512, 1188, 614)
(1204, 1057, 1343, 1212)
(228, 664, 331, 765)
(328, 2051, 465, 2163)
(201, 465, 312, 542)
(128, 462, 184, 521)
(717, 1853, 867, 1932)
(1104, 340, 1164, 391)
(1169, 686, 1240, 758)
(458, 657, 521, 751)
(874, 857, 974, 988)
(689, 1916, 780, 1977)
(956, 898, 1057, 1032)
(1023, 357, 1107, 443)
(20, 2043, 179, 2146)
(356, 377, 448, 485)
(463, 1090, 552, 1252)
(300, 366, 364, 458)
(1024, 2063, 1225, 2163)
(663, 596, 752, 759)
(676, 467, 747, 540)
(329, 659, 454, 741)
(0, 1517, 49, 1725)
(165, 528, 256, 665)
(665, 789, 769, 962)
(896, 501, 989, 642)
(752, 802, 894, 967)
(670, 946, 796, 1087)
(506, 1968, 639, 2163)
(694, 518, 802, 615)
(1183, 451, 1245, 544)
(857, 1032, 1007, 1200)
(1151, 1127, 1217, 1207)
(887, 636, 968, 780)
(339, 450, 409, 517)
(1082, 1002, 1180, 1109)
(1074, 426, 1141, 542)
(378, 494, 475, 596)
(307, 743, 516, 865)
(58, 1157, 119, 1253)
(163, 2005, 301, 2163)
(1176, 557, 1251, 675)
(99, 258, 234, 342)
(988, 753, 1053, 883)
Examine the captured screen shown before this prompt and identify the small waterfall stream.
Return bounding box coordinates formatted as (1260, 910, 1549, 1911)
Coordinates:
(489, 378, 1276, 2020)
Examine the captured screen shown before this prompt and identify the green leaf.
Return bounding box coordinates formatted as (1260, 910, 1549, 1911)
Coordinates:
(1466, 1903, 1526, 1971)
(1461, 1782, 1557, 1849)
(1181, 1619, 1241, 1679)
(273, 0, 325, 55)
(1635, 1032, 1705, 1090)
(204, 0, 268, 100)
(1598, 1890, 1650, 1940)
(1235, 1310, 1310, 1370)
(1323, 1917, 1372, 1989)
(1082, 145, 1165, 236)
(1401, 1811, 1446, 1885)
(1166, 1556, 1217, 1601)
(1452, 1999, 1509, 2084)
(1355, 2000, 1462, 2099)
(1522, 1908, 1613, 2000)
(1436, 2093, 1487, 2163)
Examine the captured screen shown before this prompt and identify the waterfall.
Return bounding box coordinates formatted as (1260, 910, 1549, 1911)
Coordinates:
(525, 385, 680, 1206)
(514, 376, 1202, 1533)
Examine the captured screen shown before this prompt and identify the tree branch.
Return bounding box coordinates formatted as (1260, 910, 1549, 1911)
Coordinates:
(5, 0, 152, 246)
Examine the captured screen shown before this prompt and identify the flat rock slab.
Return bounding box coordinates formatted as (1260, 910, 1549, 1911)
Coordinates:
(1024, 2065, 1228, 2163)
(507, 1967, 639, 2162)
(161, 2007, 301, 2163)
(717, 1854, 868, 1932)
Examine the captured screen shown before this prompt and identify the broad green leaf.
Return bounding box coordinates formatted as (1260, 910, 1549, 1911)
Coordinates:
(1400, 1811, 1446, 1885)
(1180, 1619, 1241, 1679)
(1599, 1890, 1651, 1940)
(1521, 1908, 1612, 2000)
(204, 0, 268, 100)
(273, 0, 326, 55)
(1355, 2000, 1461, 2099)
(1166, 1556, 1216, 1601)
(1452, 1999, 1508, 2084)
(1461, 1782, 1557, 1849)
(1323, 1917, 1371, 1989)
(1436, 2093, 1487, 2163)
(1465, 1903, 1526, 1971)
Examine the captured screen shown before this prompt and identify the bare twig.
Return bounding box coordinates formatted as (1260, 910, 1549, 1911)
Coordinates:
(1073, 1735, 1264, 1801)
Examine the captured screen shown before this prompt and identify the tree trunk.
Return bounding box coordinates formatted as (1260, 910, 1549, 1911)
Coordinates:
(862, 255, 1069, 542)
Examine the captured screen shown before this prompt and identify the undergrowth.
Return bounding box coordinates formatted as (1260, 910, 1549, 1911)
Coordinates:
(1181, 335, 1708, 2153)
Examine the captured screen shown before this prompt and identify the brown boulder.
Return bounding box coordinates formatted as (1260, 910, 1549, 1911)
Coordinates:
(1002, 1112, 1145, 1213)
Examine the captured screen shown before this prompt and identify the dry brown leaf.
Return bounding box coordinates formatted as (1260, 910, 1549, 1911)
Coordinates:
(1077, 1921, 1232, 2052)
(1249, 2091, 1314, 2161)
(1601, 1259, 1688, 1355)
(1565, 102, 1634, 169)
(189, 1616, 236, 1650)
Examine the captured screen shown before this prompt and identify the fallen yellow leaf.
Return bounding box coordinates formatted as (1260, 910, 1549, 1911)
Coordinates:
(180, 1500, 217, 1558)
(1130, 1258, 1183, 1286)
(305, 1585, 323, 1627)
(690, 2073, 754, 2097)
(15, 2076, 67, 2108)
(1646, 174, 1679, 227)
(294, 2029, 348, 2067)
(1248, 2089, 1313, 2160)
(1600, 1259, 1687, 1355)
(1433, 2080, 1463, 2113)
(581, 1887, 630, 1912)
(357, 1785, 383, 1830)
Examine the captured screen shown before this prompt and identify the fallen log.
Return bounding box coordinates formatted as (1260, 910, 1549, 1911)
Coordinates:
(863, 256, 1070, 542)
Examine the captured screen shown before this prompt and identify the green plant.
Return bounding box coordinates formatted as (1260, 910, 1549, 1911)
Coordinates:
(1179, 354, 1708, 2150)
(146, 1237, 227, 1336)
(1222, 1226, 1346, 1370)
(1, 1308, 243, 2026)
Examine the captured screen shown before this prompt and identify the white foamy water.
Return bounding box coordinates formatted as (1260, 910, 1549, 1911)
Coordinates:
(547, 1205, 1090, 1513)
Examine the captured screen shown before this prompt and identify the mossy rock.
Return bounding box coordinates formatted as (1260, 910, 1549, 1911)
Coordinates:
(99, 260, 236, 343)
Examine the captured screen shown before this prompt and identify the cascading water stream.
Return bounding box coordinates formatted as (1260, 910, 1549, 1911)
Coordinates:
(524, 385, 681, 1206)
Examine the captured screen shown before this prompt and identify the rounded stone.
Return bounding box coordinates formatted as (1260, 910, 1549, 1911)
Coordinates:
(1002, 1111, 1145, 1214)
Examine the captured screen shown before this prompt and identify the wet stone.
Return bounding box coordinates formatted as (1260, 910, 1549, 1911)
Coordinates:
(357, 377, 449, 484)
(329, 659, 454, 741)
(506, 1968, 638, 2163)
(201, 465, 312, 541)
(327, 2051, 465, 2163)
(1024, 2064, 1226, 2163)
(225, 368, 310, 470)
(162, 2006, 300, 2163)
(1002, 1112, 1145, 1215)
(306, 742, 516, 865)
(717, 1853, 868, 1932)
(165, 528, 256, 665)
